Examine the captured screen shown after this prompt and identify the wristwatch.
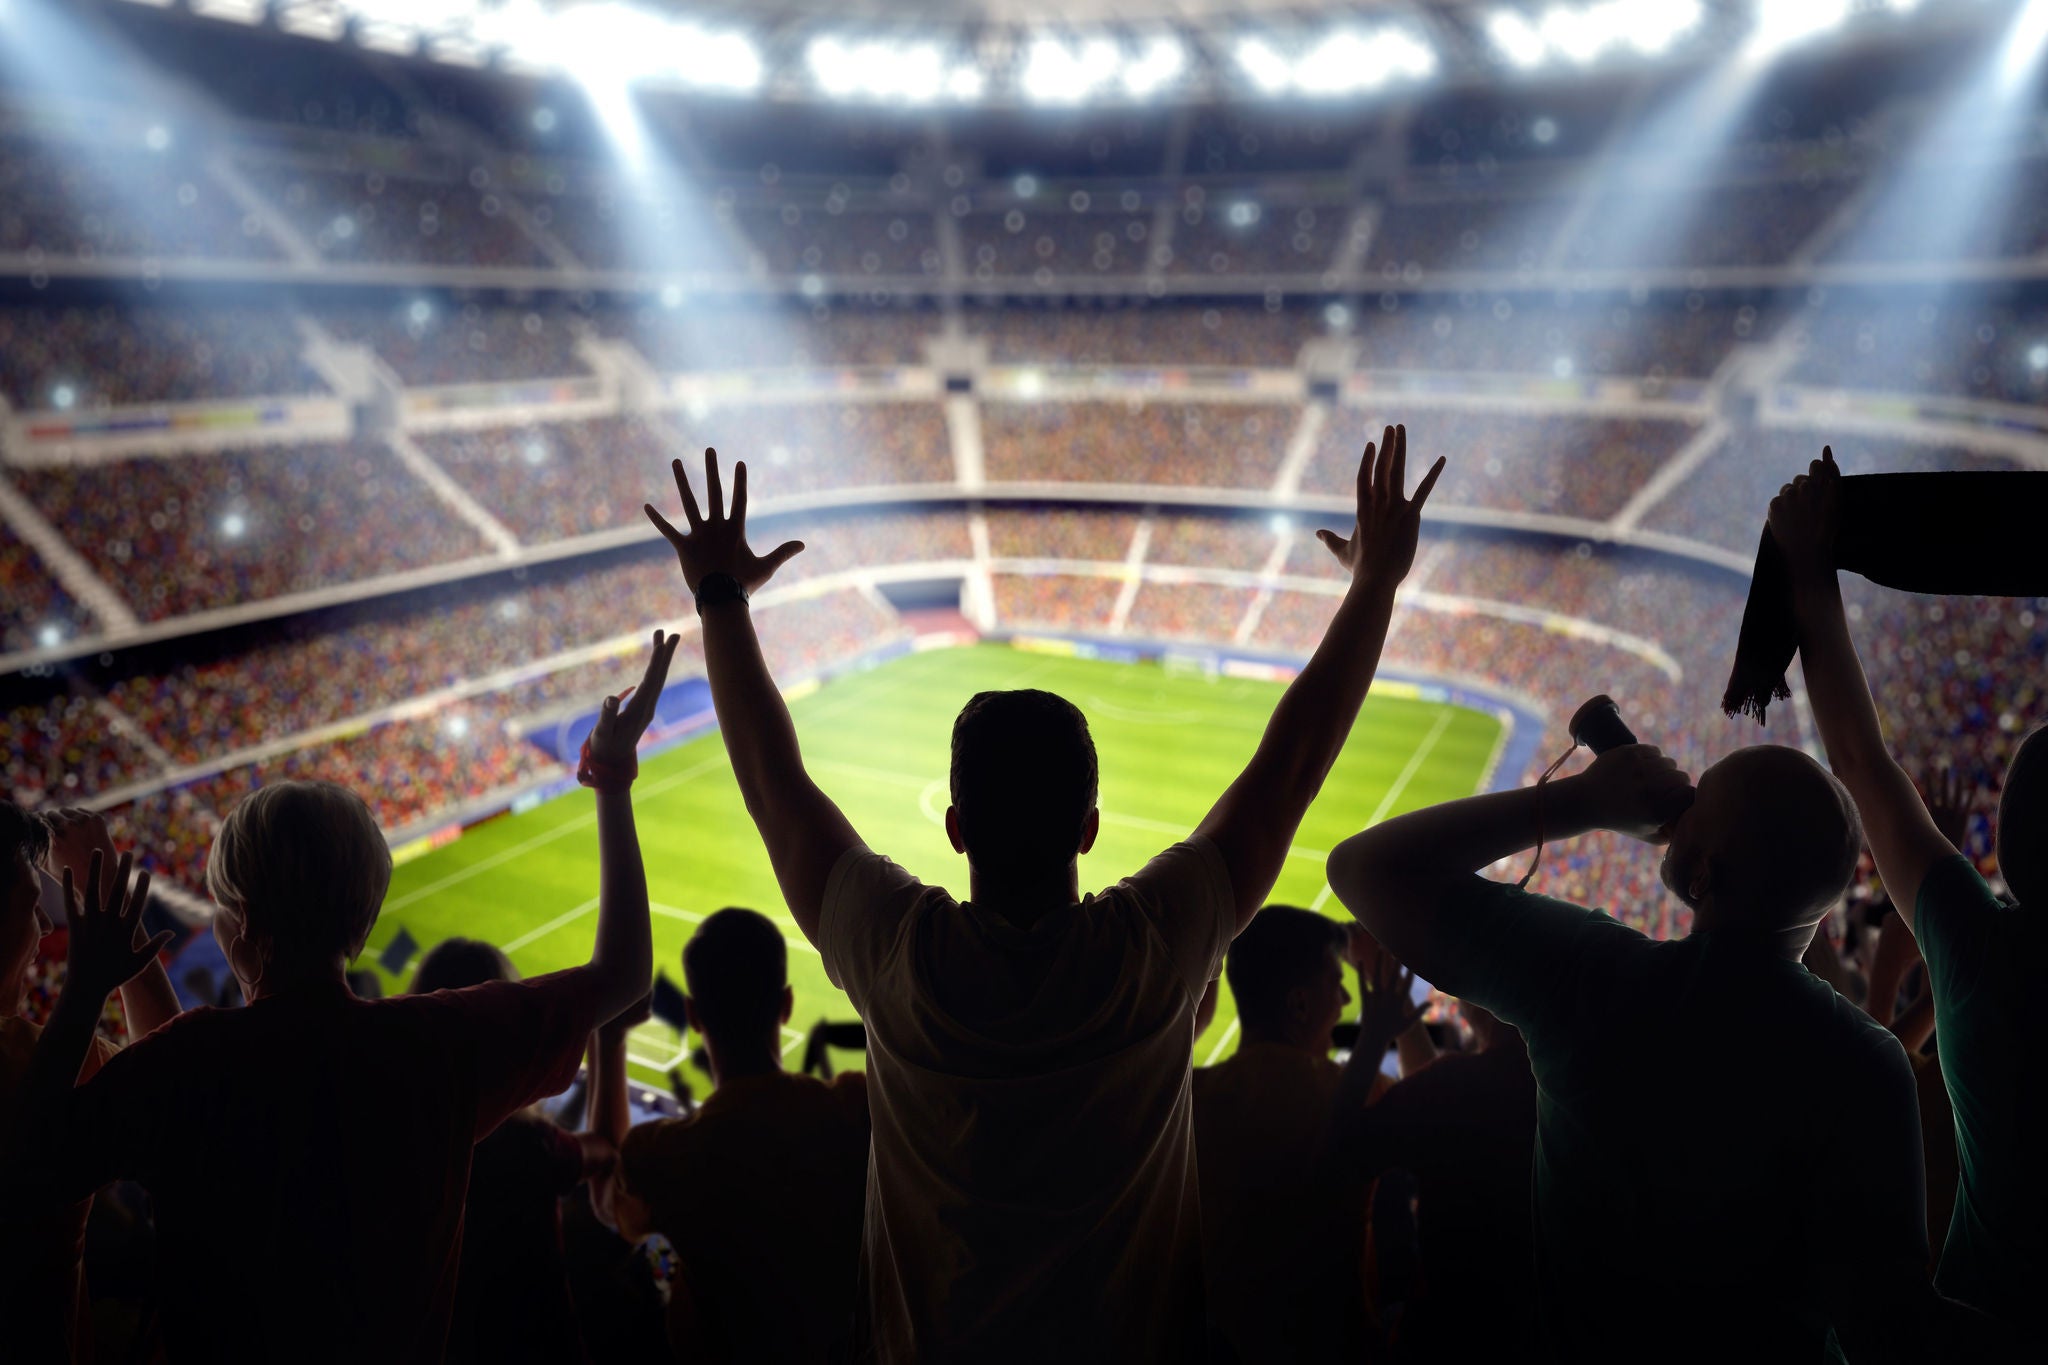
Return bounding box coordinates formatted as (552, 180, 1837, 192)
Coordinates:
(694, 571, 750, 615)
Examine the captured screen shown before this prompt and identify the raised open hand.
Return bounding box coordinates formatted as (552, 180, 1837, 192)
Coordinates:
(1767, 445, 1842, 577)
(644, 448, 805, 597)
(61, 849, 168, 1002)
(587, 630, 682, 770)
(1317, 424, 1445, 590)
(40, 807, 116, 884)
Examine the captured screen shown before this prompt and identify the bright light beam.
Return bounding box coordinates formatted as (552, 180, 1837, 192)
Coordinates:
(1840, 0, 2048, 266)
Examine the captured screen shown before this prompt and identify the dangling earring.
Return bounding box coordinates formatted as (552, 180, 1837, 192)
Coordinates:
(225, 932, 266, 1000)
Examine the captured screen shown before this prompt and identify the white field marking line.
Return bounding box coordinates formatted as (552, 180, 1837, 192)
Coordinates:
(1083, 695, 1205, 726)
(1305, 707, 1459, 917)
(384, 755, 727, 911)
(781, 1026, 807, 1058)
(1202, 1017, 1241, 1068)
(651, 901, 820, 957)
(502, 897, 602, 952)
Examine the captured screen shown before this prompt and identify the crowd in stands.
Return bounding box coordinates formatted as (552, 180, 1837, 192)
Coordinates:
(320, 302, 591, 388)
(0, 526, 92, 657)
(1368, 191, 1577, 274)
(0, 690, 157, 807)
(972, 304, 1316, 368)
(754, 511, 972, 581)
(1165, 195, 1347, 277)
(243, 161, 547, 268)
(1126, 580, 1258, 642)
(1792, 295, 2048, 405)
(983, 506, 1138, 561)
(670, 403, 954, 492)
(16, 441, 487, 620)
(0, 133, 275, 263)
(1146, 513, 1284, 572)
(425, 416, 677, 544)
(1349, 296, 1760, 379)
(735, 203, 941, 278)
(958, 205, 1158, 278)
(1563, 177, 1859, 270)
(0, 305, 320, 411)
(990, 572, 1122, 632)
(1637, 431, 2022, 554)
(1304, 411, 1699, 521)
(983, 400, 1298, 488)
(601, 305, 936, 371)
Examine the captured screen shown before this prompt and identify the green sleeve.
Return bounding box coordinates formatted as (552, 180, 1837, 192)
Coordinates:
(1912, 855, 2005, 1011)
(1422, 874, 1633, 1034)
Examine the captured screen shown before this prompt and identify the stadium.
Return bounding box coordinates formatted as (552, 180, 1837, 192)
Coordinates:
(3, 0, 2045, 1359)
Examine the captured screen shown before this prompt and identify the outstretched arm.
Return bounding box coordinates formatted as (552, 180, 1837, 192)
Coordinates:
(1194, 426, 1445, 932)
(1327, 746, 1693, 978)
(1770, 449, 1955, 928)
(1333, 931, 1426, 1130)
(577, 634, 678, 1025)
(647, 450, 860, 945)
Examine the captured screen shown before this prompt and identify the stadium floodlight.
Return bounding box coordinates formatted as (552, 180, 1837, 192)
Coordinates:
(275, 2, 348, 42)
(36, 624, 63, 650)
(1020, 35, 1123, 104)
(1121, 35, 1187, 99)
(1233, 27, 1437, 96)
(1487, 1, 1703, 71)
(807, 36, 982, 104)
(1743, 0, 1851, 62)
(190, 0, 266, 23)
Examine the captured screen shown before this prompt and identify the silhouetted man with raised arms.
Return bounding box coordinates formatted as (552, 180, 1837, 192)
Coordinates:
(647, 427, 1440, 1363)
(1773, 448, 2047, 1328)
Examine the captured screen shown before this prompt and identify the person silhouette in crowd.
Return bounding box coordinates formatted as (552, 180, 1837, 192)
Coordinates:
(1352, 997, 1538, 1361)
(645, 428, 1441, 1362)
(409, 937, 621, 1365)
(2, 632, 676, 1363)
(1192, 908, 1424, 1364)
(1772, 448, 2045, 1325)
(1325, 723, 1999, 1360)
(1, 806, 180, 1364)
(592, 907, 869, 1364)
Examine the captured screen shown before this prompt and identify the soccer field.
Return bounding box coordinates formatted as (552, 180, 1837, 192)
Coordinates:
(356, 642, 1506, 1092)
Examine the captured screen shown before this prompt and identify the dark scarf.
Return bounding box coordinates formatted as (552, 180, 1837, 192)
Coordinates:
(1722, 472, 2048, 723)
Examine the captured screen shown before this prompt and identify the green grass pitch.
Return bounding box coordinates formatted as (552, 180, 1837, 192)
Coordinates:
(355, 642, 1505, 1094)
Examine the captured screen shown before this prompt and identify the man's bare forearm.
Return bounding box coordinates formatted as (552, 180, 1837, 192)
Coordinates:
(701, 600, 806, 811)
(1791, 571, 1897, 784)
(585, 1027, 633, 1230)
(590, 790, 652, 1019)
(1250, 576, 1400, 805)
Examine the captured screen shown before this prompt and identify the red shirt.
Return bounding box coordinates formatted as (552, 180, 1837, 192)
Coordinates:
(51, 973, 599, 1363)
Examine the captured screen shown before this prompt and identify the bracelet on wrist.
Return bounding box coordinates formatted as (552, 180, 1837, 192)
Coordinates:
(694, 571, 749, 615)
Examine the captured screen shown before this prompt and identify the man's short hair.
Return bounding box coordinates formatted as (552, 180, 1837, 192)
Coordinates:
(1718, 747, 1864, 930)
(1996, 724, 2048, 906)
(1, 800, 50, 870)
(950, 690, 1098, 879)
(1225, 906, 1347, 1038)
(412, 937, 518, 992)
(206, 781, 391, 967)
(683, 907, 787, 1043)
